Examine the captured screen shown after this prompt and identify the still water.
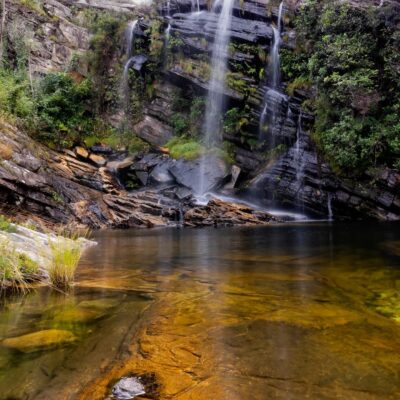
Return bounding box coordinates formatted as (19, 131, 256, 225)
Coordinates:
(0, 223, 400, 399)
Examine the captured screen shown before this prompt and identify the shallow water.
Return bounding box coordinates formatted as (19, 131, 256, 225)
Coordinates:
(1, 222, 400, 399)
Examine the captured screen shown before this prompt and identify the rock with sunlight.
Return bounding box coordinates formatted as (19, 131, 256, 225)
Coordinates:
(1, 329, 77, 353)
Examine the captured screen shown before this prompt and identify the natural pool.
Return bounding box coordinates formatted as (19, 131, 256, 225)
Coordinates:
(0, 222, 400, 399)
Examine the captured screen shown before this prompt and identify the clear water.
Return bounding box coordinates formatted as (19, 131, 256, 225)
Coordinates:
(1, 223, 400, 399)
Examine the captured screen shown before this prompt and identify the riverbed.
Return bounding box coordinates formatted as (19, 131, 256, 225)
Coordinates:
(0, 222, 400, 399)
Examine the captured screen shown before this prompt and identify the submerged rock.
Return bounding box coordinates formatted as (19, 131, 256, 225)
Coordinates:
(1, 329, 77, 353)
(112, 376, 146, 400)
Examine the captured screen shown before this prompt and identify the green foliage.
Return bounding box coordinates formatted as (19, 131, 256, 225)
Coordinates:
(166, 137, 205, 160)
(170, 113, 189, 136)
(223, 107, 250, 135)
(289, 0, 400, 173)
(0, 215, 17, 233)
(34, 73, 93, 147)
(0, 69, 34, 119)
(286, 76, 312, 96)
(85, 10, 128, 114)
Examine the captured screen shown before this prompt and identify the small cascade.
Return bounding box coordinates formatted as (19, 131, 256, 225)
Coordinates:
(294, 112, 306, 210)
(121, 20, 139, 111)
(327, 193, 334, 221)
(191, 0, 200, 12)
(178, 202, 184, 227)
(258, 1, 284, 143)
(164, 0, 173, 64)
(198, 0, 235, 196)
(165, 23, 171, 41)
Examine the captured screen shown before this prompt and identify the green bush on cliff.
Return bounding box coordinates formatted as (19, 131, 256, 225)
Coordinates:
(286, 0, 400, 174)
(34, 73, 94, 147)
(0, 69, 34, 119)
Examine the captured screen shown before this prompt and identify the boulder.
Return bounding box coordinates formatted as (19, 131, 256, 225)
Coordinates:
(149, 160, 176, 184)
(133, 116, 173, 147)
(74, 146, 89, 159)
(89, 153, 107, 167)
(169, 154, 230, 194)
(106, 157, 134, 171)
(112, 376, 146, 400)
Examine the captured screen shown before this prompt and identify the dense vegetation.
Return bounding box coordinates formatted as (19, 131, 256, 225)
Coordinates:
(282, 0, 400, 174)
(0, 3, 153, 150)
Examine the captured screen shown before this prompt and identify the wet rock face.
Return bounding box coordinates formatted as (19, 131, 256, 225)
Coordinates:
(252, 133, 400, 221)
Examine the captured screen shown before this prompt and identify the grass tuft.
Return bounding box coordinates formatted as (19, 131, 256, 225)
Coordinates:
(0, 216, 17, 233)
(48, 239, 84, 288)
(166, 137, 205, 160)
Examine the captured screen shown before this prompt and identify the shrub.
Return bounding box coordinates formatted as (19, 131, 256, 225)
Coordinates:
(170, 113, 189, 136)
(35, 73, 94, 147)
(286, 76, 312, 96)
(0, 69, 34, 119)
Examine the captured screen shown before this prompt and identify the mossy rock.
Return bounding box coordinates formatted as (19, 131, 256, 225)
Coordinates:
(78, 298, 120, 310)
(53, 307, 106, 323)
(1, 329, 77, 353)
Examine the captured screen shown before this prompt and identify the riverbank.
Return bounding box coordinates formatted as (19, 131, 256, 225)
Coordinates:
(0, 219, 95, 291)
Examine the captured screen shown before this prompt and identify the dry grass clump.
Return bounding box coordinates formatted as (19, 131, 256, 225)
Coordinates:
(0, 143, 13, 160)
(48, 239, 84, 288)
(48, 223, 91, 288)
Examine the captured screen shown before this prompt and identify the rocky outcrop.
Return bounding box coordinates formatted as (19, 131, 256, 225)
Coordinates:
(0, 121, 277, 228)
(7, 0, 90, 75)
(251, 129, 400, 221)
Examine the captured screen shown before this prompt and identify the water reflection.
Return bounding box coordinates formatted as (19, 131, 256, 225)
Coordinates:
(1, 223, 400, 399)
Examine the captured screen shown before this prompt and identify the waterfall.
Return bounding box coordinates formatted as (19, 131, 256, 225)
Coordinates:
(203, 0, 234, 146)
(269, 1, 284, 89)
(121, 20, 138, 110)
(258, 1, 284, 142)
(198, 0, 235, 196)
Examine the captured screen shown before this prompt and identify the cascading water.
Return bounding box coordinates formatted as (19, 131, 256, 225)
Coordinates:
(203, 0, 234, 146)
(294, 112, 306, 209)
(198, 0, 235, 196)
(258, 1, 284, 143)
(191, 0, 200, 12)
(327, 193, 334, 221)
(270, 1, 284, 89)
(121, 20, 138, 111)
